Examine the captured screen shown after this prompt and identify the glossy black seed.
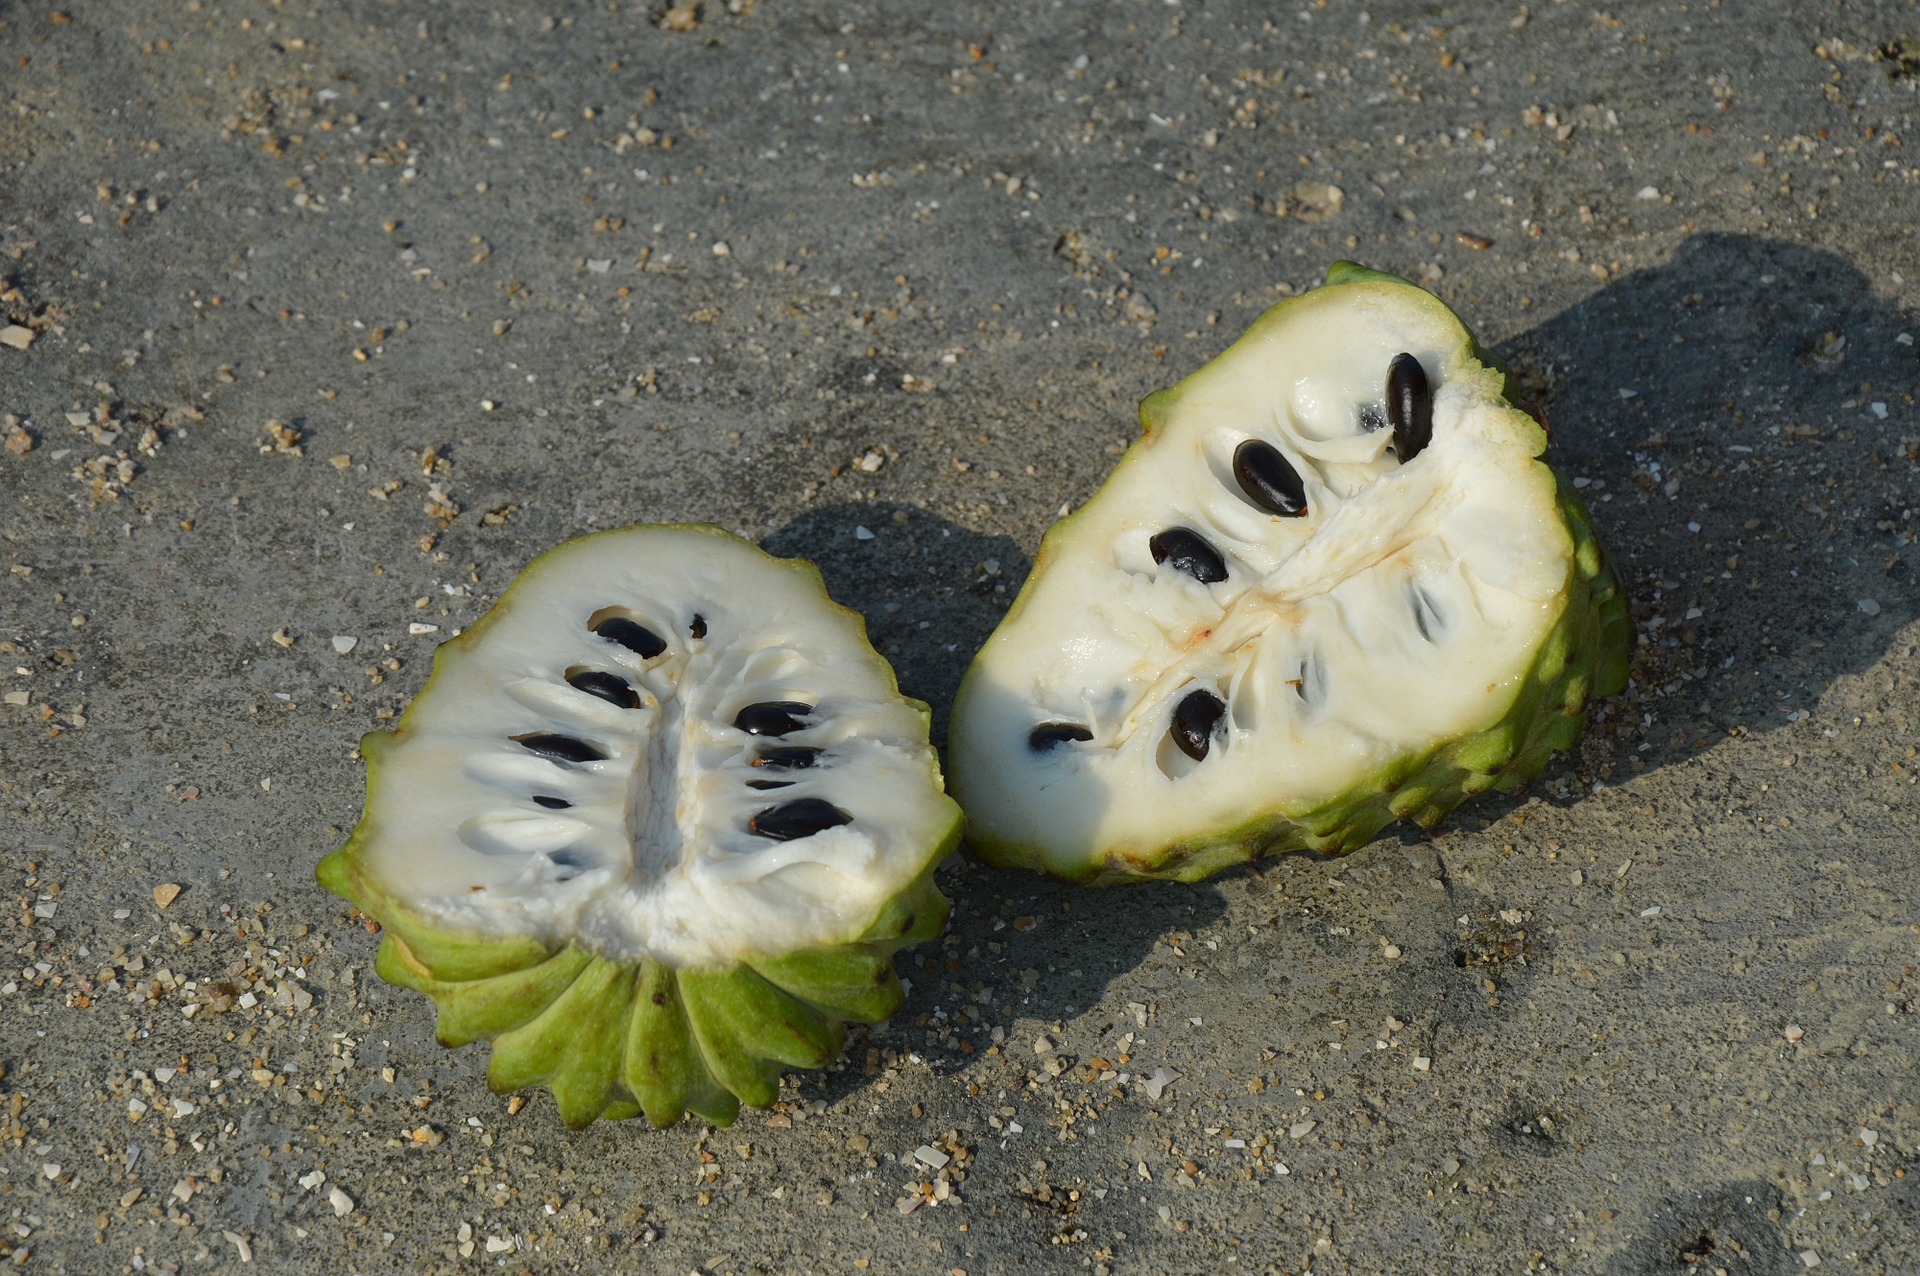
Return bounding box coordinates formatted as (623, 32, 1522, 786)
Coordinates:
(1410, 586, 1444, 642)
(749, 798, 853, 841)
(566, 669, 640, 709)
(1293, 651, 1323, 703)
(516, 733, 607, 764)
(532, 795, 572, 810)
(1387, 352, 1433, 461)
(592, 616, 667, 659)
(1028, 722, 1094, 751)
(1170, 689, 1226, 762)
(746, 778, 795, 791)
(752, 746, 823, 770)
(1231, 439, 1308, 517)
(733, 701, 814, 737)
(1149, 527, 1229, 584)
(689, 614, 708, 640)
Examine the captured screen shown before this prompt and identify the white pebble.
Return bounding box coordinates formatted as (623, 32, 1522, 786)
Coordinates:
(1857, 599, 1881, 616)
(854, 525, 874, 541)
(1142, 1066, 1179, 1101)
(1412, 1056, 1432, 1072)
(331, 635, 359, 654)
(409, 622, 439, 635)
(328, 1185, 355, 1217)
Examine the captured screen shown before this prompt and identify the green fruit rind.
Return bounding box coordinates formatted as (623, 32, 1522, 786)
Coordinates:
(953, 264, 1630, 884)
(327, 830, 957, 1128)
(317, 524, 964, 1127)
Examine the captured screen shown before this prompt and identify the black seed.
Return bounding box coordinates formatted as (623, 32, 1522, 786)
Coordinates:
(1171, 689, 1226, 762)
(746, 778, 795, 791)
(567, 669, 640, 709)
(1293, 651, 1327, 706)
(752, 746, 823, 770)
(1411, 585, 1444, 642)
(1149, 527, 1229, 584)
(1028, 722, 1094, 751)
(749, 798, 853, 841)
(689, 613, 708, 640)
(592, 615, 667, 659)
(733, 701, 814, 737)
(1387, 352, 1433, 461)
(1231, 439, 1308, 517)
(515, 733, 607, 764)
(532, 795, 572, 810)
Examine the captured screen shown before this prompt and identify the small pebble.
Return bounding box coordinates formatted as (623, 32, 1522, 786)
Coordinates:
(331, 635, 359, 654)
(328, 1186, 355, 1217)
(1142, 1066, 1179, 1100)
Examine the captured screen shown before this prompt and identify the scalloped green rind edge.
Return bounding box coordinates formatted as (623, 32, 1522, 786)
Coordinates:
(954, 262, 1631, 884)
(317, 522, 963, 1128)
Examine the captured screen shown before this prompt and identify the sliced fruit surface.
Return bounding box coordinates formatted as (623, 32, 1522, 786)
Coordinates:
(949, 263, 1629, 883)
(319, 524, 960, 1126)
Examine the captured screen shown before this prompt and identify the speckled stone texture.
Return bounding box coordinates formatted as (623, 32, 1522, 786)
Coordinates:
(1, 3, 1916, 1272)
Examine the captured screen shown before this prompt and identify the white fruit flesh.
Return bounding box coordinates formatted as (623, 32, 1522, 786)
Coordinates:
(356, 527, 953, 968)
(951, 281, 1573, 873)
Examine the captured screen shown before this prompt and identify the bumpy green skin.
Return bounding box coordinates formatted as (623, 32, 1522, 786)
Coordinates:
(959, 263, 1631, 885)
(316, 524, 962, 1128)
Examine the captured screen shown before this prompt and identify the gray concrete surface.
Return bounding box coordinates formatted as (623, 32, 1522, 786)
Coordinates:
(3, 1, 1918, 1272)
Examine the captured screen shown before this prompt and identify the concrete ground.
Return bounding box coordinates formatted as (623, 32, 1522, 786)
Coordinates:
(2, 1, 1917, 1272)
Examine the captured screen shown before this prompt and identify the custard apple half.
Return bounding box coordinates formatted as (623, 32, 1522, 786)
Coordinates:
(318, 525, 961, 1127)
(949, 263, 1629, 884)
